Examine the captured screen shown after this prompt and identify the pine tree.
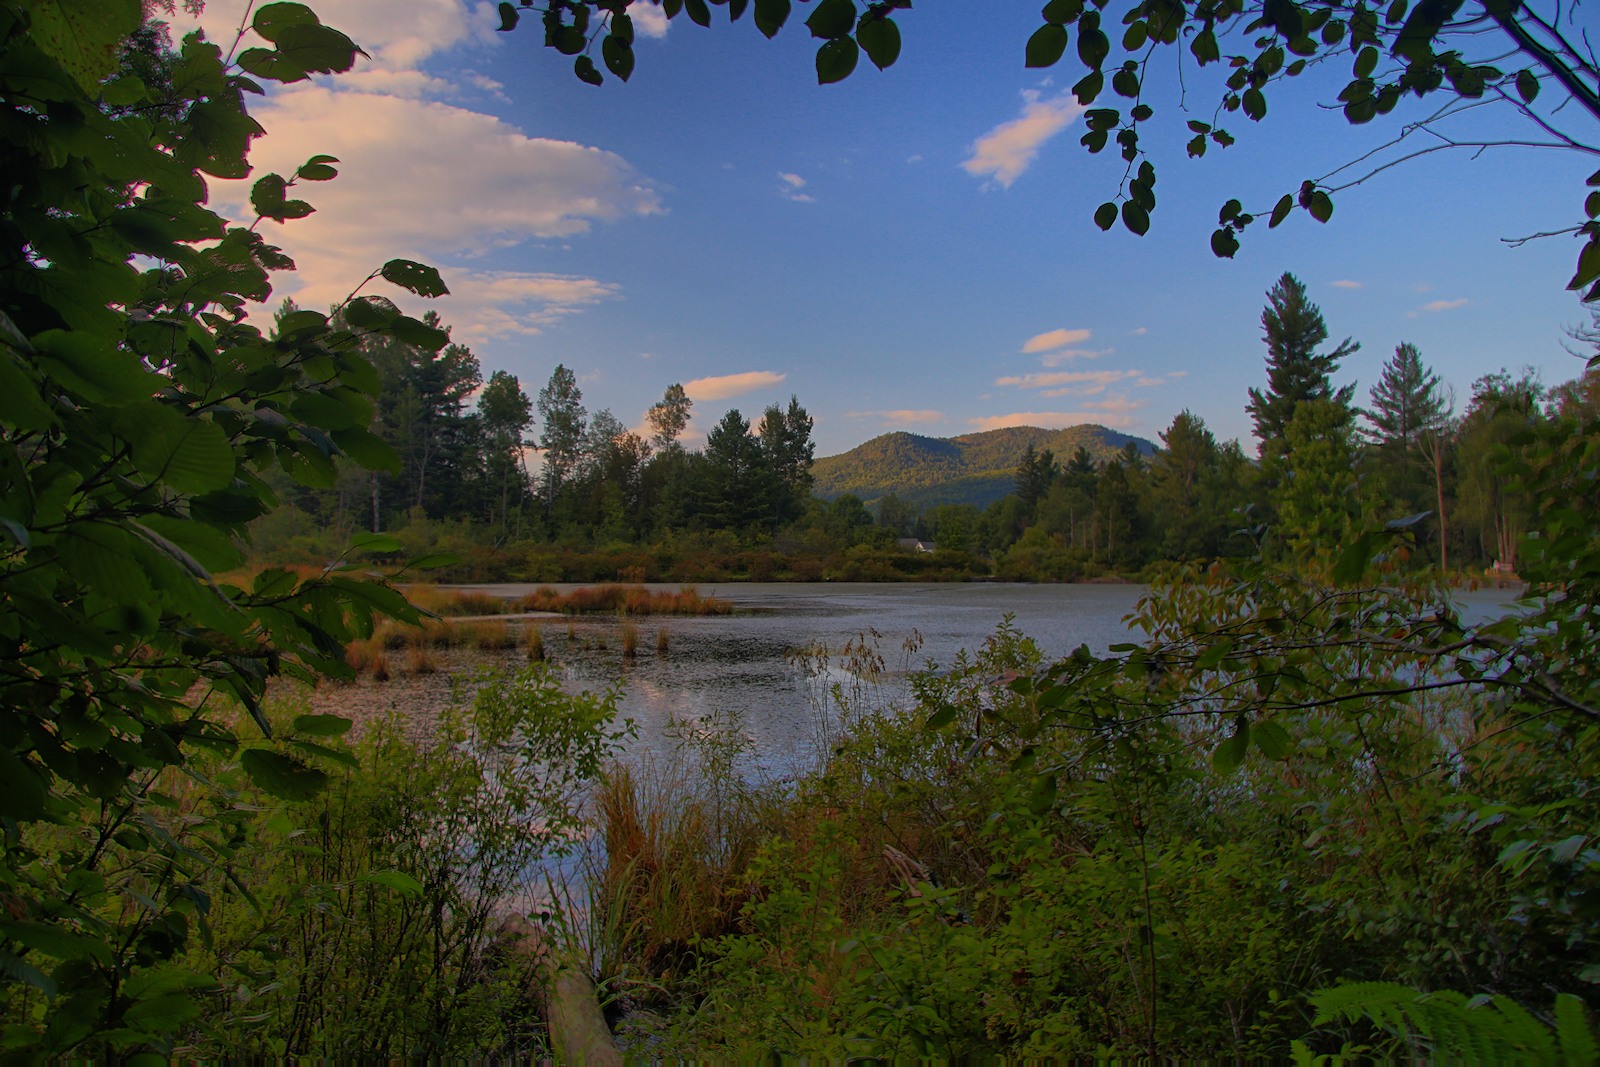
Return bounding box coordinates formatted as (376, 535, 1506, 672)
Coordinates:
(1245, 272, 1358, 451)
(1365, 343, 1448, 449)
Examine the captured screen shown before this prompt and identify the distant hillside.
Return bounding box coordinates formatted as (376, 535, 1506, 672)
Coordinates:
(814, 424, 1157, 510)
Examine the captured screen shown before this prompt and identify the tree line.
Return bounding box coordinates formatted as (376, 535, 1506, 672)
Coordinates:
(889, 273, 1595, 581)
(258, 274, 1595, 584)
(261, 299, 816, 549)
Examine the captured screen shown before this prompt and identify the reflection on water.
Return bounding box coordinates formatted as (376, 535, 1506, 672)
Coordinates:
(310, 581, 1528, 774)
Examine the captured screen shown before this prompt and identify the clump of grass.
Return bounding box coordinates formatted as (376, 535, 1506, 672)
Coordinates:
(457, 620, 517, 651)
(518, 584, 731, 617)
(403, 585, 512, 617)
(371, 654, 390, 682)
(407, 647, 438, 674)
(524, 626, 545, 662)
(621, 623, 638, 660)
(346, 636, 385, 675)
(656, 628, 669, 656)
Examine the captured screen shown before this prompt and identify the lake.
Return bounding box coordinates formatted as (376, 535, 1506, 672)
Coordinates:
(313, 581, 1528, 775)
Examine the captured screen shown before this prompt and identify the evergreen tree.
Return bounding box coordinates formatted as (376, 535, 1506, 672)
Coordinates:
(758, 396, 815, 525)
(1245, 272, 1358, 453)
(1151, 410, 1221, 558)
(703, 408, 771, 530)
(1364, 343, 1449, 450)
(1275, 398, 1360, 561)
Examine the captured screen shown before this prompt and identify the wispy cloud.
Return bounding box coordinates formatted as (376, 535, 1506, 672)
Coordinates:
(1331, 279, 1363, 289)
(443, 272, 620, 345)
(1040, 347, 1110, 367)
(1081, 394, 1144, 415)
(849, 409, 944, 426)
(962, 90, 1083, 188)
(778, 172, 814, 202)
(1021, 327, 1093, 354)
(969, 410, 1136, 431)
(1131, 326, 1149, 336)
(995, 369, 1140, 391)
(684, 371, 787, 401)
(1409, 297, 1468, 317)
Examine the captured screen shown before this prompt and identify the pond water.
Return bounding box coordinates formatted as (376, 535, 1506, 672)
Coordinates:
(310, 581, 1528, 776)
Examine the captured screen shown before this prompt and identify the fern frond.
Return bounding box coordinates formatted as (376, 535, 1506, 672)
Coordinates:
(1555, 994, 1599, 1065)
(1310, 982, 1597, 1063)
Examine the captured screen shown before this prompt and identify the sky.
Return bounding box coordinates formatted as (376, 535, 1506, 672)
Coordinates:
(169, 1, 1597, 457)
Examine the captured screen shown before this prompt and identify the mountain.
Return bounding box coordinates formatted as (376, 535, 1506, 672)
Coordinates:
(813, 424, 1157, 511)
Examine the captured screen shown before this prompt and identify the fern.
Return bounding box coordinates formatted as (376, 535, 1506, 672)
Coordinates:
(1309, 982, 1597, 1063)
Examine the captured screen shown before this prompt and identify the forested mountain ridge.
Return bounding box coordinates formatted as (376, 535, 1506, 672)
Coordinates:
(814, 424, 1157, 509)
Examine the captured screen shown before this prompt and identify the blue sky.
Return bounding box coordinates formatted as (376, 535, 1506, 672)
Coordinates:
(175, 1, 1596, 457)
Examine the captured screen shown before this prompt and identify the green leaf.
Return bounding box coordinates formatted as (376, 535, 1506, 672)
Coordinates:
(25, 0, 141, 92)
(380, 259, 449, 298)
(1026, 24, 1069, 67)
(1212, 717, 1250, 773)
(602, 35, 635, 80)
(292, 714, 353, 738)
(362, 870, 424, 896)
(251, 2, 319, 41)
(241, 749, 328, 801)
(1254, 720, 1292, 759)
(1121, 202, 1150, 235)
(1269, 193, 1294, 227)
(925, 704, 960, 730)
(295, 154, 339, 181)
(857, 16, 901, 70)
(497, 1, 520, 31)
(1242, 87, 1267, 120)
(684, 0, 712, 27)
(1333, 531, 1381, 584)
(124, 407, 236, 493)
(575, 55, 604, 86)
(806, 0, 857, 39)
(1307, 190, 1334, 223)
(352, 532, 404, 555)
(754, 0, 791, 38)
(1094, 202, 1118, 230)
(816, 37, 859, 84)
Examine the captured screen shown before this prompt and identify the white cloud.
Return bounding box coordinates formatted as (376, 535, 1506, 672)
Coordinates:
(849, 409, 944, 426)
(441, 272, 621, 345)
(684, 371, 787, 401)
(168, 0, 662, 345)
(1331, 279, 1363, 289)
(1081, 394, 1144, 415)
(166, 0, 494, 73)
(1021, 327, 1092, 354)
(778, 172, 815, 203)
(995, 370, 1139, 390)
(630, 2, 672, 37)
(1408, 297, 1469, 317)
(962, 90, 1083, 188)
(1040, 347, 1110, 366)
(969, 411, 1136, 431)
(208, 85, 660, 330)
(1131, 326, 1149, 336)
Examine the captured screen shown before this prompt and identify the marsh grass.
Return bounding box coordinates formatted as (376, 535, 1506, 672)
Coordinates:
(519, 584, 731, 617)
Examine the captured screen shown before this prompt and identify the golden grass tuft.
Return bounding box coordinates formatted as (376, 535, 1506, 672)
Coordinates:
(518, 584, 731, 617)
